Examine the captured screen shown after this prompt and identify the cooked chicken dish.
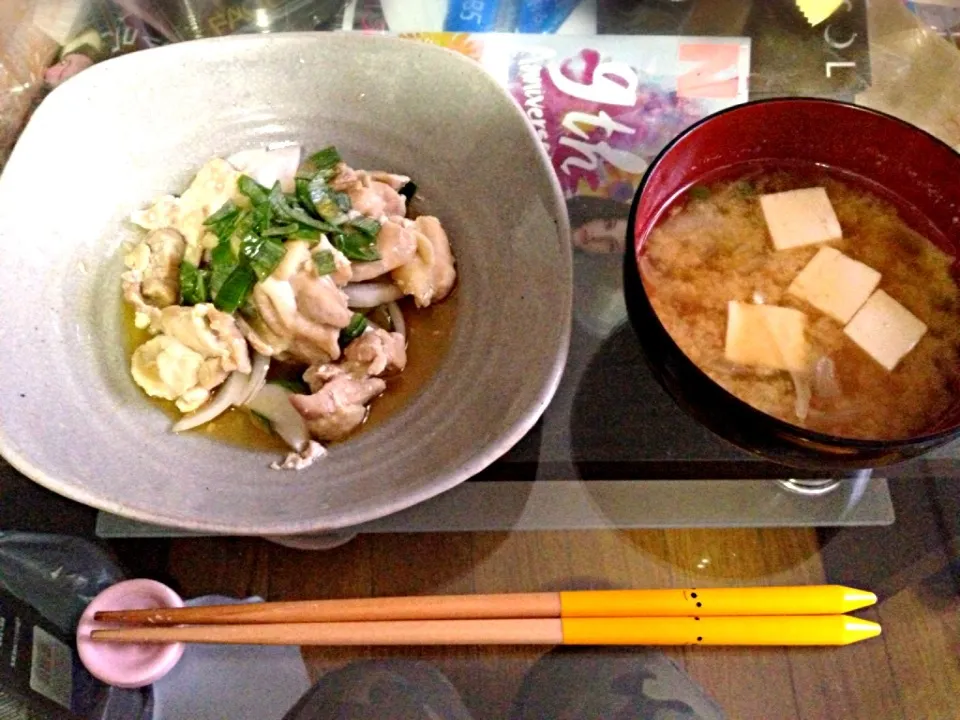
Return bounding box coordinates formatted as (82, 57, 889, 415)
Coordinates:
(121, 145, 457, 470)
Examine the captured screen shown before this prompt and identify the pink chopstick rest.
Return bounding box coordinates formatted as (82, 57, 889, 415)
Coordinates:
(77, 579, 185, 688)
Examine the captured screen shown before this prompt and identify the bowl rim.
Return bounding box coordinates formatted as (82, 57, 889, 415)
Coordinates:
(0, 32, 573, 534)
(627, 96, 960, 452)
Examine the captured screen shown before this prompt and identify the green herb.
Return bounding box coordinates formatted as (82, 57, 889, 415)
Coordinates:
(214, 263, 257, 313)
(203, 200, 238, 227)
(308, 176, 351, 224)
(203, 201, 241, 242)
(262, 223, 300, 238)
(291, 227, 322, 241)
(179, 261, 208, 305)
(295, 178, 321, 219)
(333, 231, 380, 263)
(240, 234, 286, 281)
(269, 182, 333, 231)
(735, 180, 756, 197)
(313, 250, 337, 276)
(689, 185, 711, 201)
(346, 216, 381, 237)
(238, 175, 270, 205)
(309, 146, 342, 175)
(209, 237, 238, 298)
(250, 201, 273, 234)
(339, 313, 368, 347)
(271, 377, 311, 395)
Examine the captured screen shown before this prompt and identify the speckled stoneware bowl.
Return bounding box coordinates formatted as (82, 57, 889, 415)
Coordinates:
(0, 33, 571, 534)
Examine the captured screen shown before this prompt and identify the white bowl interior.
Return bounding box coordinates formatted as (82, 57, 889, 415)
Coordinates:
(0, 34, 571, 534)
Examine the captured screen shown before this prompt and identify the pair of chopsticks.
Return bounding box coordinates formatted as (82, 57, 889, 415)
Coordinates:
(92, 585, 881, 647)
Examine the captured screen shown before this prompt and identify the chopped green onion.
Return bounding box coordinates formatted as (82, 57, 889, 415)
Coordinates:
(689, 185, 711, 200)
(333, 232, 381, 263)
(269, 182, 333, 231)
(346, 216, 381, 237)
(313, 250, 337, 276)
(238, 175, 270, 205)
(250, 202, 273, 234)
(735, 180, 756, 197)
(339, 313, 368, 347)
(204, 202, 241, 242)
(209, 237, 238, 298)
(309, 146, 342, 175)
(262, 222, 300, 238)
(398, 181, 417, 203)
(214, 263, 257, 313)
(308, 176, 351, 224)
(240, 234, 287, 281)
(295, 178, 321, 219)
(203, 200, 239, 227)
(292, 227, 322, 241)
(179, 261, 208, 305)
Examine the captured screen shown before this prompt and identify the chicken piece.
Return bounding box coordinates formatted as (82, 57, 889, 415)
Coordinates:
(290, 366, 386, 442)
(349, 218, 419, 282)
(131, 335, 211, 412)
(343, 328, 407, 377)
(121, 273, 161, 331)
(245, 241, 352, 364)
(391, 216, 457, 307)
(331, 163, 406, 219)
(131, 158, 240, 264)
(122, 228, 186, 309)
(369, 171, 412, 191)
(121, 228, 189, 330)
(158, 304, 251, 374)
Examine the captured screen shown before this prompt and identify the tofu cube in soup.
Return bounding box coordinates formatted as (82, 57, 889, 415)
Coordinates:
(787, 246, 881, 324)
(760, 187, 842, 251)
(844, 290, 928, 371)
(725, 301, 809, 372)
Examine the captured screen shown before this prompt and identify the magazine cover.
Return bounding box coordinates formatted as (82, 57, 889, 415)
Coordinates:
(396, 33, 749, 336)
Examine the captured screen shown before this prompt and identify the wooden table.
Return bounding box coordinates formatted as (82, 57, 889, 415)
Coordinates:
(156, 478, 958, 720)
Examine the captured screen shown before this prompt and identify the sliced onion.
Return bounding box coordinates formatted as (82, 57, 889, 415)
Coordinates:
(387, 301, 406, 338)
(238, 352, 271, 406)
(246, 383, 310, 452)
(227, 144, 302, 193)
(344, 282, 403, 309)
(790, 371, 812, 422)
(812, 356, 842, 399)
(172, 370, 250, 433)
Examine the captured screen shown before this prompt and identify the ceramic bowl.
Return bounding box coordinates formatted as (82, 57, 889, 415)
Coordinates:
(0, 33, 571, 533)
(624, 98, 960, 471)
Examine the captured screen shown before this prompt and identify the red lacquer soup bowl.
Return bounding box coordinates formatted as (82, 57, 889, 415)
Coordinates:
(624, 98, 960, 471)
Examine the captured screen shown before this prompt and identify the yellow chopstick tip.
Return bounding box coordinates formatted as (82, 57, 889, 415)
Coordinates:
(841, 587, 878, 612)
(841, 618, 882, 645)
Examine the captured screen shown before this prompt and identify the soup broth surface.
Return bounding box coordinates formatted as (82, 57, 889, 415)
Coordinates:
(642, 169, 960, 440)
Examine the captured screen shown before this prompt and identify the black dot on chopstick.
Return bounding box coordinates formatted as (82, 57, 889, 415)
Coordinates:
(696, 602, 702, 607)
(691, 592, 698, 599)
(695, 617, 700, 621)
(697, 636, 703, 642)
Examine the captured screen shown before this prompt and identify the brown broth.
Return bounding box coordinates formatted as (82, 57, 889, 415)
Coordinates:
(122, 288, 459, 450)
(642, 170, 960, 440)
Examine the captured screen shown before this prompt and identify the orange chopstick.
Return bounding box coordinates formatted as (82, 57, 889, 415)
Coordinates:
(94, 586, 876, 625)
